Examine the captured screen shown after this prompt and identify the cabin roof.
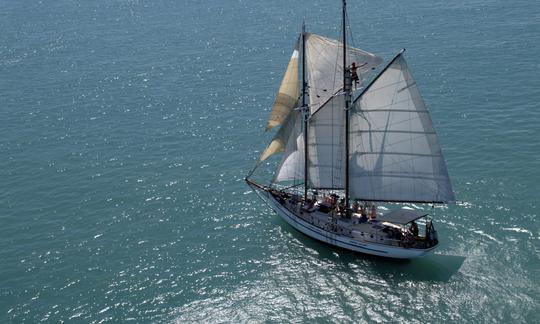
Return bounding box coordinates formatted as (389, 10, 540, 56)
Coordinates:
(378, 209, 429, 224)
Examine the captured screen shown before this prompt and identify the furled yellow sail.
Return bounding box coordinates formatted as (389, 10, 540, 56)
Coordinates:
(266, 39, 300, 131)
(259, 109, 300, 163)
(259, 140, 282, 162)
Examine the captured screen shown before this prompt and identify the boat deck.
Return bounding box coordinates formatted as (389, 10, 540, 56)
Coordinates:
(274, 193, 436, 250)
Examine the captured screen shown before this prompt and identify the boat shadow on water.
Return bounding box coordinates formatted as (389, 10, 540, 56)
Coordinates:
(276, 218, 465, 283)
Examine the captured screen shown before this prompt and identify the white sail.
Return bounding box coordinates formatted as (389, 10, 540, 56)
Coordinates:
(266, 39, 300, 130)
(304, 34, 381, 189)
(305, 33, 382, 113)
(308, 94, 345, 189)
(349, 53, 455, 203)
(272, 111, 305, 182)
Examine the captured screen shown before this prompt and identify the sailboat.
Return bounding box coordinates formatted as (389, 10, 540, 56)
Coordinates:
(245, 0, 455, 259)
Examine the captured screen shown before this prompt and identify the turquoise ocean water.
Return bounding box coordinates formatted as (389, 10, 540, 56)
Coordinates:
(1, 0, 539, 322)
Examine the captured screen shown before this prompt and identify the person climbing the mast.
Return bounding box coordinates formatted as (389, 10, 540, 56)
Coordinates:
(351, 62, 359, 88)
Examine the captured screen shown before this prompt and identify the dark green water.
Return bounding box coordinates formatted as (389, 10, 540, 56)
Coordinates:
(1, 0, 538, 322)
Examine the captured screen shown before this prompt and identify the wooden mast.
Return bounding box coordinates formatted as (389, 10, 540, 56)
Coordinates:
(343, 0, 351, 206)
(302, 22, 309, 200)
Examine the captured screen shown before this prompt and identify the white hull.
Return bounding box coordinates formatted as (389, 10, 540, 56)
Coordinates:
(264, 191, 436, 259)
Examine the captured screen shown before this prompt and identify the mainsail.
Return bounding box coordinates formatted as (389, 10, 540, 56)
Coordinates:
(304, 33, 382, 189)
(305, 33, 382, 113)
(308, 94, 346, 189)
(349, 52, 455, 203)
(266, 38, 300, 131)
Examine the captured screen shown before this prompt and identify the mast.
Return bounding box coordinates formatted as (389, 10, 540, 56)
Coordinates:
(302, 22, 309, 199)
(342, 0, 351, 206)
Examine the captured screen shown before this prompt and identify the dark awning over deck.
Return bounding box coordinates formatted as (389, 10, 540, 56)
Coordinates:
(379, 209, 429, 224)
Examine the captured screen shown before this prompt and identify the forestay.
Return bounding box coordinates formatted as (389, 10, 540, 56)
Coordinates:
(349, 53, 455, 203)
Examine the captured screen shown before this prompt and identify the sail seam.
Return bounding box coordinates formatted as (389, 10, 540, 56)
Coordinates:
(356, 109, 429, 113)
(355, 152, 442, 157)
(351, 130, 436, 135)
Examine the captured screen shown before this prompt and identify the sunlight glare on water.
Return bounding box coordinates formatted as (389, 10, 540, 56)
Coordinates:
(0, 0, 538, 322)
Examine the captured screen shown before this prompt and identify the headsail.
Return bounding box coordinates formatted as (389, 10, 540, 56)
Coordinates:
(305, 33, 382, 114)
(273, 110, 305, 182)
(266, 38, 301, 131)
(257, 108, 304, 182)
(259, 108, 300, 163)
(349, 52, 455, 203)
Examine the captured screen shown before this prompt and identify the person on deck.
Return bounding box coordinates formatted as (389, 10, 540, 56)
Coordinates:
(304, 198, 316, 212)
(410, 221, 419, 237)
(352, 200, 359, 213)
(369, 205, 377, 221)
(359, 212, 368, 224)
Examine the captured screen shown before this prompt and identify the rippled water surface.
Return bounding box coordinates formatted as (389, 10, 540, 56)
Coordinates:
(1, 0, 539, 322)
